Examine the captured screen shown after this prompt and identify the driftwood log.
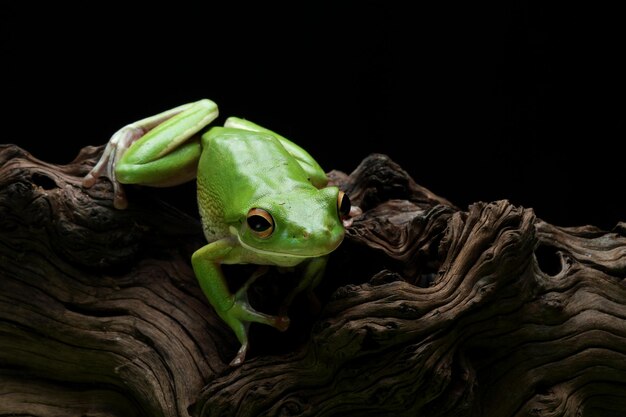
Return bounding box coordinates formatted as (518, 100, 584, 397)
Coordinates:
(1, 143, 625, 417)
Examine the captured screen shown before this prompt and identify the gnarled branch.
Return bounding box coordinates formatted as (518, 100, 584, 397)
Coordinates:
(1, 145, 624, 416)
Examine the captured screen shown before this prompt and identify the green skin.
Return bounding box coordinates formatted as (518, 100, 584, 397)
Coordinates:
(82, 99, 347, 366)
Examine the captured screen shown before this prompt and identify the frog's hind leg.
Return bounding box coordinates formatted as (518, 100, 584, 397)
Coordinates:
(83, 99, 218, 209)
(115, 137, 202, 187)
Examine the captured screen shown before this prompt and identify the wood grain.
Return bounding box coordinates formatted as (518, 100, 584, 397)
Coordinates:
(1, 145, 624, 416)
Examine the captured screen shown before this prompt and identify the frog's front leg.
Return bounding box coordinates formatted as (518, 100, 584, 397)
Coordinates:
(82, 99, 218, 209)
(192, 239, 290, 367)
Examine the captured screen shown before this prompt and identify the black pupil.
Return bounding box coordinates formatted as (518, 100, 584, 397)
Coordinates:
(339, 193, 351, 216)
(248, 215, 271, 232)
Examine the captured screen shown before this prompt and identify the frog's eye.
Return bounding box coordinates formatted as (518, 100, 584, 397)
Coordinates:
(247, 208, 274, 238)
(337, 191, 351, 219)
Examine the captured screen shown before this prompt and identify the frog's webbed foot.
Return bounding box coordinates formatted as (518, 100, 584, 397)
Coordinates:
(82, 125, 145, 209)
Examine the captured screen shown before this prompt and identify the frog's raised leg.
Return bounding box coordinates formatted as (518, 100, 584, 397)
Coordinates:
(83, 99, 218, 209)
(192, 239, 289, 367)
(224, 117, 328, 188)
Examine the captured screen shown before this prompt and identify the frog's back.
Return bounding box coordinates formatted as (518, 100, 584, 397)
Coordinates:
(196, 127, 313, 242)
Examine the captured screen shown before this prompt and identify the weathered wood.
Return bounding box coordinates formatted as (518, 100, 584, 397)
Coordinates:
(1, 144, 624, 416)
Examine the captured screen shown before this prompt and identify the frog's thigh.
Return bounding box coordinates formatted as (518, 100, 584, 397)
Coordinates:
(115, 137, 202, 186)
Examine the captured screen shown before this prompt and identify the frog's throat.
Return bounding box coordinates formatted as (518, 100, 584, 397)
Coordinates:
(231, 227, 336, 259)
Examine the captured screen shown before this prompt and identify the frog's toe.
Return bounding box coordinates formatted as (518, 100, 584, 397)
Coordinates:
(82, 172, 98, 188)
(229, 343, 248, 367)
(273, 315, 290, 332)
(112, 185, 128, 210)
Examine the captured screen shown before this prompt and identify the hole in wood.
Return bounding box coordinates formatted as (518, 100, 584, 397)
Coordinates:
(31, 173, 58, 190)
(535, 244, 562, 276)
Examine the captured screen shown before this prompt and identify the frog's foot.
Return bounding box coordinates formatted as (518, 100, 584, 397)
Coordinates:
(82, 125, 145, 209)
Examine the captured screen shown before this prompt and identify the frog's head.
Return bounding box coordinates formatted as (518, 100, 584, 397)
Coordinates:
(236, 187, 350, 259)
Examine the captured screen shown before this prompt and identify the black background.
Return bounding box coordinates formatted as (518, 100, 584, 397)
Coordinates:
(4, 2, 624, 229)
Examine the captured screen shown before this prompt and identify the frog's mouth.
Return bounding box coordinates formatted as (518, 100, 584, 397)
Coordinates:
(237, 236, 341, 259)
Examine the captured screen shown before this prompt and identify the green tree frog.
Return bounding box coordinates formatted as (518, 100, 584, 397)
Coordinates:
(82, 99, 353, 366)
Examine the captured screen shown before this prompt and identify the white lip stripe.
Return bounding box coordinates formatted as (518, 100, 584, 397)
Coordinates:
(237, 235, 333, 258)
